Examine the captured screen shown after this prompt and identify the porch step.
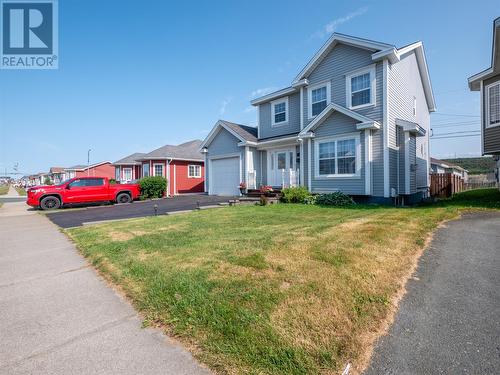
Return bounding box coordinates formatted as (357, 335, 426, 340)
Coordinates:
(246, 188, 282, 198)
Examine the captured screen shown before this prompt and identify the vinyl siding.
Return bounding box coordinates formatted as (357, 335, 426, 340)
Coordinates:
(259, 92, 301, 139)
(305, 43, 384, 126)
(483, 75, 500, 155)
(310, 111, 365, 194)
(388, 51, 431, 194)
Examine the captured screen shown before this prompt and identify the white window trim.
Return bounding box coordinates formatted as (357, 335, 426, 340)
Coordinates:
(153, 163, 164, 177)
(346, 65, 376, 110)
(122, 167, 132, 181)
(308, 81, 331, 119)
(485, 81, 500, 128)
(314, 133, 362, 179)
(188, 164, 201, 178)
(271, 97, 288, 127)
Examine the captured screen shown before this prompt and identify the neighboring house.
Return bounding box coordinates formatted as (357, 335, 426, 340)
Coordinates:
(64, 161, 114, 179)
(468, 17, 500, 187)
(112, 153, 146, 182)
(48, 167, 66, 184)
(201, 33, 435, 202)
(113, 140, 205, 196)
(430, 158, 468, 181)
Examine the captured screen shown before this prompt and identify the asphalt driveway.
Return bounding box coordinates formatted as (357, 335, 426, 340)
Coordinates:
(46, 194, 233, 228)
(365, 211, 500, 374)
(0, 201, 210, 374)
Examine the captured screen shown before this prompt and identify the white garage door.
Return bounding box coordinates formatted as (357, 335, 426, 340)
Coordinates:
(210, 157, 240, 196)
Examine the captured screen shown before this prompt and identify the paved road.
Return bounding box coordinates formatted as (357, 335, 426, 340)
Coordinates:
(365, 211, 500, 375)
(46, 194, 234, 228)
(0, 202, 210, 375)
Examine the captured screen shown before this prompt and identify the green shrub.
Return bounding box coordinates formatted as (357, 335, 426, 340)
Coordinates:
(315, 192, 355, 207)
(43, 176, 53, 185)
(304, 195, 317, 205)
(139, 176, 167, 199)
(280, 186, 311, 203)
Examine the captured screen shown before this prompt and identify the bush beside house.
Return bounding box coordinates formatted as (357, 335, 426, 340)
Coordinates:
(279, 187, 355, 207)
(139, 176, 167, 199)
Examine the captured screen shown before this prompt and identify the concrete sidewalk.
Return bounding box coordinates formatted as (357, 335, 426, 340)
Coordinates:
(0, 202, 210, 375)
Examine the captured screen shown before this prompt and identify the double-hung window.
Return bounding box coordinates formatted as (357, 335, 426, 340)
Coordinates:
(271, 98, 288, 126)
(188, 164, 201, 178)
(315, 136, 359, 177)
(153, 163, 164, 177)
(308, 82, 331, 118)
(123, 168, 132, 181)
(142, 164, 149, 177)
(486, 82, 500, 128)
(347, 66, 375, 109)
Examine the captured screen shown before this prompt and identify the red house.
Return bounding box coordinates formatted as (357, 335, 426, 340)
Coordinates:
(64, 161, 115, 179)
(113, 140, 204, 196)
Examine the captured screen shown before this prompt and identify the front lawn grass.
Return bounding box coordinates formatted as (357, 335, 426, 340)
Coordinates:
(0, 185, 8, 195)
(67, 190, 498, 374)
(14, 186, 26, 196)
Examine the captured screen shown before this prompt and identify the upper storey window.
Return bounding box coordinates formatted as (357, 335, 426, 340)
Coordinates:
(271, 97, 288, 126)
(486, 82, 500, 128)
(346, 65, 376, 109)
(308, 82, 331, 119)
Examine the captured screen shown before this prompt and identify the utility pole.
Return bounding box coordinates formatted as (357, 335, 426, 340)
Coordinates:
(87, 149, 91, 176)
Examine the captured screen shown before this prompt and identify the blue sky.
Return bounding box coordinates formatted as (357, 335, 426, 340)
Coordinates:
(0, 0, 498, 175)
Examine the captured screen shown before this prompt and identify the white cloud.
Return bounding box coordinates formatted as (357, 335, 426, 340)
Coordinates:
(312, 7, 369, 39)
(250, 87, 277, 99)
(219, 97, 232, 116)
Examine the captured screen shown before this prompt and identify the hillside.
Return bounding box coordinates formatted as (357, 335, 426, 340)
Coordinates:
(443, 156, 496, 175)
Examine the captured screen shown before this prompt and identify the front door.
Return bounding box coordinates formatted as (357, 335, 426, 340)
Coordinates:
(269, 149, 295, 187)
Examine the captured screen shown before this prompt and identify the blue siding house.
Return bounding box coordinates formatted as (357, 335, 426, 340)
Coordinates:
(200, 33, 435, 202)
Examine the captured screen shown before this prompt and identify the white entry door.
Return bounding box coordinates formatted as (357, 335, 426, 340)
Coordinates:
(269, 149, 295, 187)
(210, 157, 240, 196)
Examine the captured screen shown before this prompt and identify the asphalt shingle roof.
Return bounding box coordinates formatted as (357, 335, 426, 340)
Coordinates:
(142, 139, 203, 161)
(220, 120, 258, 142)
(113, 152, 146, 165)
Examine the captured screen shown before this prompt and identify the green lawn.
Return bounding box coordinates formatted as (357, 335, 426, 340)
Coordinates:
(67, 189, 499, 374)
(14, 186, 26, 196)
(0, 185, 8, 195)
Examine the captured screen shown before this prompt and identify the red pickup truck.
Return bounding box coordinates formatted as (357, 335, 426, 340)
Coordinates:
(27, 177, 141, 210)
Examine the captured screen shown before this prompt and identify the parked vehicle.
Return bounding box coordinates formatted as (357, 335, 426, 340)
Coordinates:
(26, 177, 140, 210)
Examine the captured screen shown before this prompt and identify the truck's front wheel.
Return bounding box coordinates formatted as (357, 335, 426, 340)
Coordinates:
(40, 196, 61, 210)
(116, 192, 132, 204)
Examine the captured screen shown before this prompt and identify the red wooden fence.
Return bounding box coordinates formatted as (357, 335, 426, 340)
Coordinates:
(430, 173, 464, 198)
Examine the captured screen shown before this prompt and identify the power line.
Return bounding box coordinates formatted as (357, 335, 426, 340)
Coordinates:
(431, 120, 480, 126)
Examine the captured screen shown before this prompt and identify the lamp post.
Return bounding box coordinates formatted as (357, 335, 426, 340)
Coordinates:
(87, 149, 91, 176)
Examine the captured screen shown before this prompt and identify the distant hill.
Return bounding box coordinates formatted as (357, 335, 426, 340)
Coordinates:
(443, 157, 496, 175)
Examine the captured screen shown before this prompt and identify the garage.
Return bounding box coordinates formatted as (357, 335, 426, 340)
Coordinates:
(210, 157, 240, 196)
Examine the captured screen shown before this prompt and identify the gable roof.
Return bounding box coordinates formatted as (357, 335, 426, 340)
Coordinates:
(469, 17, 500, 90)
(65, 161, 112, 171)
(293, 33, 396, 83)
(49, 167, 65, 173)
(430, 157, 468, 172)
(113, 152, 146, 165)
(200, 120, 258, 149)
(299, 103, 380, 135)
(141, 140, 203, 161)
(250, 32, 436, 112)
